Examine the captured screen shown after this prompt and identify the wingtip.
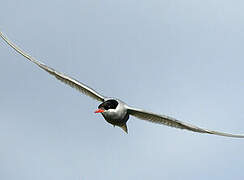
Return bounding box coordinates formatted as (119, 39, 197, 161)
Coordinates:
(206, 130, 244, 138)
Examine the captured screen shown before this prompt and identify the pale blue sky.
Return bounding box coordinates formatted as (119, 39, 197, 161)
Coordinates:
(1, 0, 244, 179)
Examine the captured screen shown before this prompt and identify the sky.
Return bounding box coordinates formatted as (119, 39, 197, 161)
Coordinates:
(1, 0, 244, 179)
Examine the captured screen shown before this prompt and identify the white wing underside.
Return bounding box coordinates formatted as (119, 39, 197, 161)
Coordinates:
(0, 32, 105, 102)
(127, 107, 244, 138)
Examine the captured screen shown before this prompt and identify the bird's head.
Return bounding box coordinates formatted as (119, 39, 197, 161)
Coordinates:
(94, 99, 119, 114)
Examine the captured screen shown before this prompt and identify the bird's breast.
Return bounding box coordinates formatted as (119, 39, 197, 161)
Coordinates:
(102, 107, 129, 126)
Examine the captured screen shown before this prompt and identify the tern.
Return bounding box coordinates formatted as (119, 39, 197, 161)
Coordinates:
(1, 32, 244, 137)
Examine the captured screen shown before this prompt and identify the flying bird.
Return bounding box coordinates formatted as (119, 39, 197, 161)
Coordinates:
(1, 31, 244, 138)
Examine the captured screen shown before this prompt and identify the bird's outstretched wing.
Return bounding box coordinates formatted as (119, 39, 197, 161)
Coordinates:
(0, 32, 105, 102)
(127, 106, 244, 138)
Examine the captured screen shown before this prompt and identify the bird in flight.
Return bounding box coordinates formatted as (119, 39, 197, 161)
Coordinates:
(1, 31, 244, 138)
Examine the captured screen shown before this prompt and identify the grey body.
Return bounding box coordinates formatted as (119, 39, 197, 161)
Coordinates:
(1, 31, 244, 138)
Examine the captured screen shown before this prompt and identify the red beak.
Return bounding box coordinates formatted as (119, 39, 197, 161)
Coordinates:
(94, 109, 105, 113)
